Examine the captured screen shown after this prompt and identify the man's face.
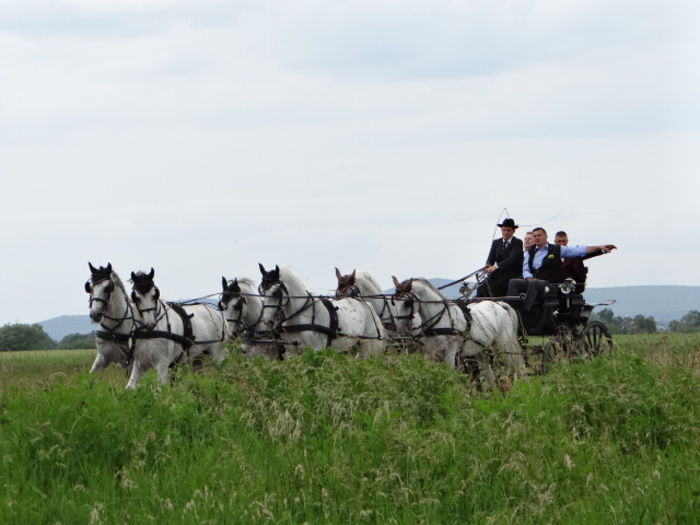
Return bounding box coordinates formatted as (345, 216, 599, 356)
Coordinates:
(555, 235, 568, 246)
(500, 226, 515, 240)
(533, 230, 548, 247)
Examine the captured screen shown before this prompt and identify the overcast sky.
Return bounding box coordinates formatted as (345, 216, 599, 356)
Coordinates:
(2, 0, 698, 325)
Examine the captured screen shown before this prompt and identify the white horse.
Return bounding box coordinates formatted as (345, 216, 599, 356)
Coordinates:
(335, 268, 421, 353)
(127, 268, 228, 389)
(259, 264, 386, 358)
(220, 276, 281, 360)
(85, 262, 141, 373)
(392, 277, 526, 387)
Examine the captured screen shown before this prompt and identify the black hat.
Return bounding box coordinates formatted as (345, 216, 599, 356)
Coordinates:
(497, 218, 518, 228)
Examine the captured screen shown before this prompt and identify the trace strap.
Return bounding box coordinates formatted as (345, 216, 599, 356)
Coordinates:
(281, 297, 339, 349)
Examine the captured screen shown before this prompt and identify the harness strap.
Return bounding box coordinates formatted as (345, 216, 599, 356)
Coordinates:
(281, 298, 339, 348)
(168, 302, 195, 348)
(96, 330, 131, 343)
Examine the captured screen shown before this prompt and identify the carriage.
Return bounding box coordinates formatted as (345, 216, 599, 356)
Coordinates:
(463, 274, 614, 374)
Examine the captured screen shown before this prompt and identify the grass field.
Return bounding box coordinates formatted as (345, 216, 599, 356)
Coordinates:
(1, 334, 698, 524)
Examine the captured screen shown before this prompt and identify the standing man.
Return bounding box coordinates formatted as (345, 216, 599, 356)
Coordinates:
(507, 227, 616, 311)
(477, 218, 524, 297)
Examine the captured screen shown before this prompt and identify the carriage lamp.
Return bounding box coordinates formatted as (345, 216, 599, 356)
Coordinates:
(559, 278, 576, 295)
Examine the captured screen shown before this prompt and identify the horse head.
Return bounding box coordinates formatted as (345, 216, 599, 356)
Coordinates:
(258, 263, 290, 330)
(335, 267, 358, 298)
(86, 262, 114, 322)
(130, 268, 160, 330)
(391, 276, 417, 331)
(220, 276, 247, 336)
(258, 263, 280, 293)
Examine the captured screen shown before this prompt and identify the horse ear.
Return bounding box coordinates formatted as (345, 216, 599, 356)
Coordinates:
(234, 278, 238, 285)
(131, 271, 136, 281)
(350, 269, 356, 282)
(275, 265, 279, 273)
(335, 267, 342, 280)
(222, 276, 228, 290)
(392, 275, 401, 288)
(89, 262, 97, 273)
(258, 263, 266, 275)
(106, 262, 112, 273)
(148, 268, 154, 280)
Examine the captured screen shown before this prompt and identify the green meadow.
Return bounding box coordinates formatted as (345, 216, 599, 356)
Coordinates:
(1, 334, 698, 524)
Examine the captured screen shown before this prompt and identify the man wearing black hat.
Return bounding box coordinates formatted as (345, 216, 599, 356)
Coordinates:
(476, 218, 524, 297)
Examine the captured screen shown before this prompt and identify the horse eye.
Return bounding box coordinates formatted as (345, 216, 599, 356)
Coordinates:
(84, 281, 92, 293)
(105, 282, 114, 294)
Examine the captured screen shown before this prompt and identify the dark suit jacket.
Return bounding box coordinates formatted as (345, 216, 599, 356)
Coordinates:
(479, 237, 524, 296)
(562, 248, 605, 292)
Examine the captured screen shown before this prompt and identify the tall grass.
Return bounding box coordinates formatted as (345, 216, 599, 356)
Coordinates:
(0, 336, 698, 523)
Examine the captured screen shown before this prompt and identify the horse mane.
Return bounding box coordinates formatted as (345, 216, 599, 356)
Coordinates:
(278, 266, 309, 296)
(355, 271, 383, 295)
(110, 270, 129, 299)
(110, 270, 142, 320)
(228, 277, 257, 292)
(411, 278, 448, 300)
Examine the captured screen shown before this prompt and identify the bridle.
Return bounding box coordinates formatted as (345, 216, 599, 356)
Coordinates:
(392, 292, 419, 327)
(337, 283, 400, 331)
(86, 275, 136, 333)
(133, 287, 167, 329)
(393, 290, 462, 336)
(260, 280, 314, 331)
(221, 292, 265, 336)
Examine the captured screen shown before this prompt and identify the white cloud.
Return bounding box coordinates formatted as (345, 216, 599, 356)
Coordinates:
(0, 0, 698, 324)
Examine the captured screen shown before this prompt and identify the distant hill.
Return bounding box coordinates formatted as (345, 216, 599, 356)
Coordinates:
(38, 285, 700, 339)
(582, 286, 700, 323)
(38, 315, 95, 341)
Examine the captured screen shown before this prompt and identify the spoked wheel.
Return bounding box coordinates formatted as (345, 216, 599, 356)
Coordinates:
(538, 334, 568, 374)
(536, 326, 589, 374)
(583, 321, 613, 357)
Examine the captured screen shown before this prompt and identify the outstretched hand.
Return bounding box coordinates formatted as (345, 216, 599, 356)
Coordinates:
(601, 244, 617, 254)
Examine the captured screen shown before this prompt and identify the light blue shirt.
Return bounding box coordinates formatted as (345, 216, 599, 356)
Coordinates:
(523, 244, 588, 279)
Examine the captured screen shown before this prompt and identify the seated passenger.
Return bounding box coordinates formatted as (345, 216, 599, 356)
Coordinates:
(554, 231, 604, 293)
(507, 227, 616, 311)
(523, 231, 534, 252)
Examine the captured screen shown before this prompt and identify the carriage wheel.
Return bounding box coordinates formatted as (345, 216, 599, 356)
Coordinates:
(536, 335, 568, 374)
(583, 321, 613, 357)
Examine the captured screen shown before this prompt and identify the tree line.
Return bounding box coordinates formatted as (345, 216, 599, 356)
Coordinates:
(0, 324, 96, 351)
(2, 309, 700, 350)
(592, 308, 700, 334)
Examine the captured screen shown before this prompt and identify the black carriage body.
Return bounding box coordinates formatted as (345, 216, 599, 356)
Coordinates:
(466, 279, 614, 374)
(468, 286, 595, 337)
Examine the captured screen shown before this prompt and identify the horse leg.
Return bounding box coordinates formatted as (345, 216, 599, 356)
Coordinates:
(462, 340, 496, 390)
(154, 357, 172, 385)
(442, 337, 460, 370)
(90, 352, 107, 373)
(207, 342, 228, 366)
(495, 326, 526, 378)
(126, 359, 147, 390)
